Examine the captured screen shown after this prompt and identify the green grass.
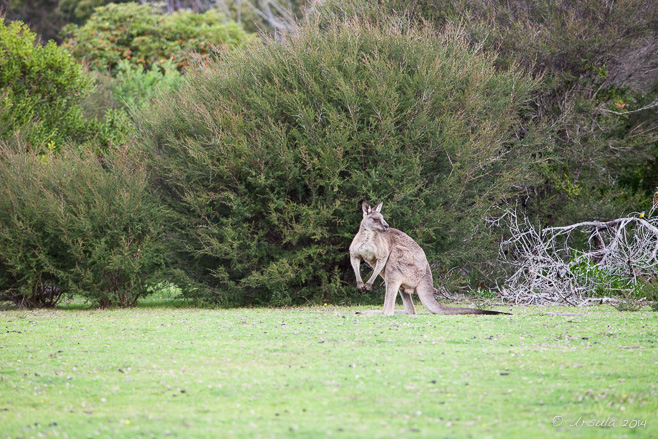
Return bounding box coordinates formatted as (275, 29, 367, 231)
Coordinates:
(0, 305, 656, 438)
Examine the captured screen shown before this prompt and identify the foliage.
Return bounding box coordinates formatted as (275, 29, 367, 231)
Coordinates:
(5, 0, 306, 41)
(205, 0, 309, 35)
(58, 0, 131, 28)
(610, 289, 643, 312)
(62, 2, 254, 74)
(0, 19, 131, 152)
(608, 272, 658, 312)
(0, 145, 168, 308)
(569, 252, 658, 312)
(471, 287, 497, 311)
(2, 0, 65, 42)
(313, 0, 657, 92)
(136, 18, 537, 305)
(639, 276, 658, 312)
(110, 59, 183, 110)
(570, 254, 657, 311)
(313, 0, 658, 223)
(1, 19, 87, 151)
(81, 59, 184, 120)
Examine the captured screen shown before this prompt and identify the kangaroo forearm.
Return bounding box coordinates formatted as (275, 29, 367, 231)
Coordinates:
(366, 259, 387, 284)
(365, 272, 379, 285)
(350, 256, 363, 283)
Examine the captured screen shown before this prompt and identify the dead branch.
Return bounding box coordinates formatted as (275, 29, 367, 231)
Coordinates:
(491, 207, 658, 305)
(141, 0, 298, 34)
(599, 99, 658, 115)
(246, 0, 297, 34)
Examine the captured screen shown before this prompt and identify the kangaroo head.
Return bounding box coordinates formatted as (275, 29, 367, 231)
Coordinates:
(361, 201, 389, 232)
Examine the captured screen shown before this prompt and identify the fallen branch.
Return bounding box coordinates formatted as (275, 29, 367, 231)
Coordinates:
(491, 207, 658, 305)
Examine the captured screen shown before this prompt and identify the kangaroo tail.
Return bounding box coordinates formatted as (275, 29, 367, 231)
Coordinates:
(440, 307, 511, 316)
(417, 283, 511, 315)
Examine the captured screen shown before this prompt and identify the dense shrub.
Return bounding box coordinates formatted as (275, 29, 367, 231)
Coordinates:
(2, 0, 66, 42)
(109, 60, 183, 110)
(136, 19, 537, 305)
(0, 145, 168, 308)
(314, 0, 658, 221)
(62, 2, 254, 74)
(58, 0, 130, 28)
(1, 19, 86, 151)
(313, 0, 657, 93)
(0, 19, 131, 152)
(80, 59, 184, 121)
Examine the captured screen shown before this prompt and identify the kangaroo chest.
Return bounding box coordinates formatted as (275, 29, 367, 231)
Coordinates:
(352, 232, 386, 265)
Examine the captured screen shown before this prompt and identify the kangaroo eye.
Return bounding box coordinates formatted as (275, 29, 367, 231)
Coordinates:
(374, 219, 380, 222)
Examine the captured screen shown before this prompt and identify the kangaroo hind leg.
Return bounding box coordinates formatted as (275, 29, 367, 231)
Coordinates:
(401, 288, 416, 315)
(383, 279, 403, 316)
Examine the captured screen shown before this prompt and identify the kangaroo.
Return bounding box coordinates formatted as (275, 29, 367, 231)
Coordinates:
(349, 201, 509, 316)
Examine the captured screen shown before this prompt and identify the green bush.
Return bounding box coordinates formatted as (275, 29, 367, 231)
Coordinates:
(58, 0, 130, 27)
(80, 59, 184, 122)
(313, 0, 658, 221)
(0, 19, 131, 152)
(2, 0, 66, 42)
(110, 59, 183, 110)
(136, 18, 537, 305)
(0, 145, 168, 308)
(62, 2, 254, 74)
(570, 254, 639, 297)
(313, 0, 656, 88)
(1, 19, 89, 151)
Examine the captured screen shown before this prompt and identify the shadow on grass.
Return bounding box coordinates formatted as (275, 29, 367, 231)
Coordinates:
(53, 299, 195, 310)
(46, 296, 203, 310)
(1, 296, 220, 311)
(136, 298, 196, 308)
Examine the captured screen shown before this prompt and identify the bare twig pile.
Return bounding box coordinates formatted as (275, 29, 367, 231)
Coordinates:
(492, 207, 658, 305)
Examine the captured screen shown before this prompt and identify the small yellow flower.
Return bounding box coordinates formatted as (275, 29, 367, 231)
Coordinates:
(324, 303, 327, 306)
(124, 420, 131, 425)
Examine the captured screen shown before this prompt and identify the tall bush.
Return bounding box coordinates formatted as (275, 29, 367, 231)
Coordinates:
(0, 145, 168, 308)
(1, 19, 87, 151)
(0, 19, 131, 152)
(63, 2, 252, 127)
(313, 0, 658, 221)
(110, 60, 182, 110)
(62, 2, 253, 74)
(136, 19, 537, 305)
(81, 60, 184, 120)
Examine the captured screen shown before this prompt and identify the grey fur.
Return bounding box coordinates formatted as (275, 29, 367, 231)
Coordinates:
(349, 201, 509, 316)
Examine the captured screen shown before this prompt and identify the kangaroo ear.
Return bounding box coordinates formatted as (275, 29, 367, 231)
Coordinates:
(362, 201, 371, 216)
(373, 202, 383, 213)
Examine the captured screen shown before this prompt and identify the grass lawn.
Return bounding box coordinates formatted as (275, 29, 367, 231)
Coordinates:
(0, 304, 656, 438)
